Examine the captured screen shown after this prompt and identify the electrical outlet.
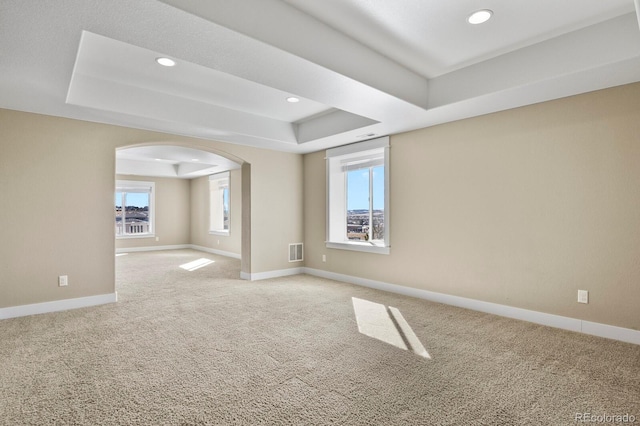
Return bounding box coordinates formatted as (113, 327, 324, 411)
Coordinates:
(577, 290, 588, 304)
(322, 254, 326, 262)
(155, 236, 160, 242)
(58, 275, 68, 287)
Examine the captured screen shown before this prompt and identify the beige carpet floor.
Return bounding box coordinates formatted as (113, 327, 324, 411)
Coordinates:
(1, 249, 639, 425)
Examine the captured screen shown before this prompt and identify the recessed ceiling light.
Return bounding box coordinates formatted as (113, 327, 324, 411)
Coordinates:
(286, 97, 300, 103)
(155, 158, 162, 161)
(191, 159, 199, 161)
(467, 9, 493, 25)
(155, 57, 176, 67)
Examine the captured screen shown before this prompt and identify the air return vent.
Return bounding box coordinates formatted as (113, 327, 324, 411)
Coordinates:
(289, 243, 303, 262)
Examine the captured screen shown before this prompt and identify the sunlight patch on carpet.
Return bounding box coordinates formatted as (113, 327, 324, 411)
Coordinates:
(352, 297, 431, 359)
(180, 258, 215, 271)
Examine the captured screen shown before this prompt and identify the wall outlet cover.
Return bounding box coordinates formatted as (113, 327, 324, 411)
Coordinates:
(58, 275, 68, 287)
(578, 290, 589, 304)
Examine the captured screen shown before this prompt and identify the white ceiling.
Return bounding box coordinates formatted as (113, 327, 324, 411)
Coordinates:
(1, 0, 639, 154)
(116, 146, 241, 179)
(284, 0, 637, 78)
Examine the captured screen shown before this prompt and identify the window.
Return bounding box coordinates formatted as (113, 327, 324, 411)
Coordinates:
(209, 171, 230, 235)
(326, 137, 390, 254)
(115, 180, 155, 238)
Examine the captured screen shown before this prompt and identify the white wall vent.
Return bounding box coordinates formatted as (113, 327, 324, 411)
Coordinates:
(289, 243, 303, 262)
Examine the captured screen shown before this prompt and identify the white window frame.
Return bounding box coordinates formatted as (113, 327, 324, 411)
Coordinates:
(209, 171, 230, 236)
(326, 136, 390, 254)
(115, 180, 155, 239)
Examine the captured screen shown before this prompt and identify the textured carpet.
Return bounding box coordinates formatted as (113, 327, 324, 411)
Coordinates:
(1, 249, 639, 425)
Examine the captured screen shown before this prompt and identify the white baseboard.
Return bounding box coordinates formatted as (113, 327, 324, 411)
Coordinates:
(189, 245, 241, 259)
(116, 244, 242, 260)
(581, 320, 640, 345)
(241, 267, 305, 281)
(303, 267, 640, 346)
(0, 292, 118, 320)
(116, 244, 190, 253)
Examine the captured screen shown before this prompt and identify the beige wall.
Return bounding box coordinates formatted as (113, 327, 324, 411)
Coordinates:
(114, 141, 303, 275)
(115, 174, 190, 250)
(0, 109, 303, 308)
(4, 82, 638, 330)
(0, 113, 116, 308)
(304, 83, 640, 330)
(190, 169, 242, 255)
(248, 150, 304, 272)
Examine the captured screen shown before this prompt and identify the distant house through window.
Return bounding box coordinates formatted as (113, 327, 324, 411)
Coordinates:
(209, 171, 230, 235)
(115, 180, 155, 237)
(347, 164, 385, 242)
(326, 136, 390, 254)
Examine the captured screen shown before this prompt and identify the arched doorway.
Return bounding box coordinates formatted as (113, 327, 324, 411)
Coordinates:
(114, 141, 251, 278)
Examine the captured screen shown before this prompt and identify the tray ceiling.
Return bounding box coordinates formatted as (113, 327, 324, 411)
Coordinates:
(1, 0, 639, 153)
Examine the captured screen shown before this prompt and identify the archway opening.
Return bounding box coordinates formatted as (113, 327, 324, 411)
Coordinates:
(114, 142, 251, 282)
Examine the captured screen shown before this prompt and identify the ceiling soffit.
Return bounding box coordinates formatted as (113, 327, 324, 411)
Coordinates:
(0, 0, 639, 153)
(116, 145, 241, 179)
(110, 0, 640, 150)
(67, 31, 379, 148)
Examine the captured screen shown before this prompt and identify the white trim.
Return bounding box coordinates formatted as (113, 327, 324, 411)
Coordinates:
(0, 293, 118, 320)
(241, 267, 305, 281)
(116, 244, 190, 253)
(326, 137, 390, 252)
(189, 244, 241, 259)
(115, 244, 242, 260)
(209, 171, 230, 234)
(326, 241, 390, 255)
(582, 321, 640, 344)
(115, 179, 155, 237)
(326, 136, 389, 158)
(115, 234, 156, 240)
(208, 171, 230, 182)
(383, 144, 390, 246)
(302, 267, 640, 346)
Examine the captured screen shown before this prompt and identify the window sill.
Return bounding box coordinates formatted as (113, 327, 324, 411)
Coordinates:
(209, 230, 230, 236)
(116, 234, 155, 240)
(326, 241, 390, 255)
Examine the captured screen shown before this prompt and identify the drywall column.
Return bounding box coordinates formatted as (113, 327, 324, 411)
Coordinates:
(241, 162, 251, 278)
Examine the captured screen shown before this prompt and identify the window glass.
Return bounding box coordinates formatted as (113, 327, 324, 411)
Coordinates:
(115, 181, 154, 238)
(209, 172, 230, 234)
(347, 168, 370, 241)
(326, 137, 390, 254)
(124, 192, 150, 235)
(222, 186, 230, 231)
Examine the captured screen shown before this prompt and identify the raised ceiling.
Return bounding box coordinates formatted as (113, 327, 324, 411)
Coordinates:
(1, 0, 639, 154)
(283, 0, 637, 78)
(116, 146, 241, 179)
